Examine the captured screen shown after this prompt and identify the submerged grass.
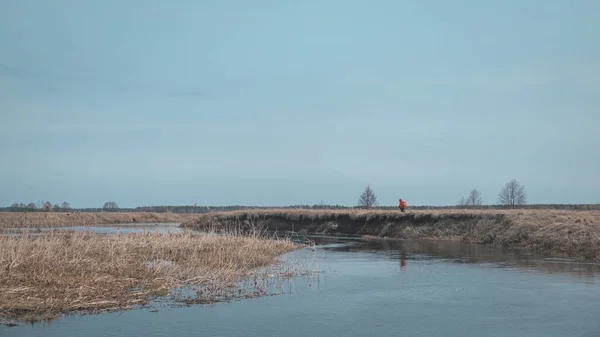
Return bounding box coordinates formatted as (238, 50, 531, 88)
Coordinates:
(0, 229, 303, 324)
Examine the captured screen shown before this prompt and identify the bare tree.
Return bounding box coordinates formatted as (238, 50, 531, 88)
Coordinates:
(43, 201, 52, 212)
(61, 202, 72, 211)
(466, 188, 483, 206)
(357, 185, 378, 209)
(103, 201, 119, 210)
(498, 179, 526, 208)
(458, 189, 482, 207)
(27, 202, 37, 210)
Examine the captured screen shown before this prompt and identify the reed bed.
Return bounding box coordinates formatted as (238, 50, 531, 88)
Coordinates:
(0, 229, 302, 324)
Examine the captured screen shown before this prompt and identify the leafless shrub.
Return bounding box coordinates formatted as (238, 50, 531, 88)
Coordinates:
(103, 201, 119, 210)
(357, 185, 378, 209)
(498, 179, 526, 208)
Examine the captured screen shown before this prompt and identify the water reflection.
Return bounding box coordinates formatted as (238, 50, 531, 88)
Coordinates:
(314, 236, 600, 283)
(400, 252, 407, 271)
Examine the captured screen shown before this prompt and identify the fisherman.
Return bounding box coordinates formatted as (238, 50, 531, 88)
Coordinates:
(398, 198, 408, 212)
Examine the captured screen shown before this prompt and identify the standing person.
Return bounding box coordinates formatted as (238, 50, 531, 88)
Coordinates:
(398, 198, 408, 212)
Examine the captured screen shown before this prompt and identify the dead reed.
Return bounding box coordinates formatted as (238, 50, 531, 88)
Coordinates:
(0, 229, 302, 324)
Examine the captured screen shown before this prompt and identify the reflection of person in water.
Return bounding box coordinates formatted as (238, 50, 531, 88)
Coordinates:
(400, 252, 407, 271)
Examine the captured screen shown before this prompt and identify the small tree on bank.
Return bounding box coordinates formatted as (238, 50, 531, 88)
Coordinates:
(467, 188, 483, 206)
(458, 188, 483, 207)
(103, 201, 119, 211)
(498, 179, 526, 208)
(357, 185, 378, 209)
(61, 202, 71, 210)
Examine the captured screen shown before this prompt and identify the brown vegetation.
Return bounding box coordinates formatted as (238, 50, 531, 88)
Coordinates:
(181, 208, 600, 262)
(0, 212, 197, 230)
(0, 230, 301, 324)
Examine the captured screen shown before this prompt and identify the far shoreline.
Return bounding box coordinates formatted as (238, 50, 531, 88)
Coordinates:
(180, 208, 600, 263)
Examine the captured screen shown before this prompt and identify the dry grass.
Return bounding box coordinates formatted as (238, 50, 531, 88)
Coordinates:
(500, 209, 600, 260)
(0, 229, 302, 324)
(179, 207, 600, 220)
(0, 212, 196, 230)
(182, 208, 600, 261)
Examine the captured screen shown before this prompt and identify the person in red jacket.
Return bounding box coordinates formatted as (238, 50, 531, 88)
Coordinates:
(398, 198, 408, 212)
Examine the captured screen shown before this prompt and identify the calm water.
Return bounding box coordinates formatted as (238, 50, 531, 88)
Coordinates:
(4, 222, 184, 235)
(3, 235, 600, 337)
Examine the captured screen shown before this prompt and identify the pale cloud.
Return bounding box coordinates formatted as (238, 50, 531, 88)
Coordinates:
(0, 121, 232, 137)
(422, 67, 554, 90)
(0, 62, 214, 102)
(571, 62, 600, 93)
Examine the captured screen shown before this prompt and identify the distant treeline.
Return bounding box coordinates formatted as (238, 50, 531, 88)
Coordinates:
(2, 203, 600, 213)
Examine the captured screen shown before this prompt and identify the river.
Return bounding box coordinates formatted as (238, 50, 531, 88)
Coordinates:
(3, 232, 600, 337)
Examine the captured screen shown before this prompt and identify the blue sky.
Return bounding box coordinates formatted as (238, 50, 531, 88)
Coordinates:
(1, 0, 599, 208)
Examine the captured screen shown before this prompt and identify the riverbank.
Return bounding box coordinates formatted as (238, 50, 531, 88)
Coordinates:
(0, 230, 302, 325)
(181, 209, 600, 262)
(0, 212, 197, 230)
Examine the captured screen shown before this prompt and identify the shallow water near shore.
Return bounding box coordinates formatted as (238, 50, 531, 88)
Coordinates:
(4, 233, 600, 337)
(2, 222, 184, 236)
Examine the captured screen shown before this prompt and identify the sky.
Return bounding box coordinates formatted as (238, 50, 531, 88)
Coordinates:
(1, 0, 599, 208)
